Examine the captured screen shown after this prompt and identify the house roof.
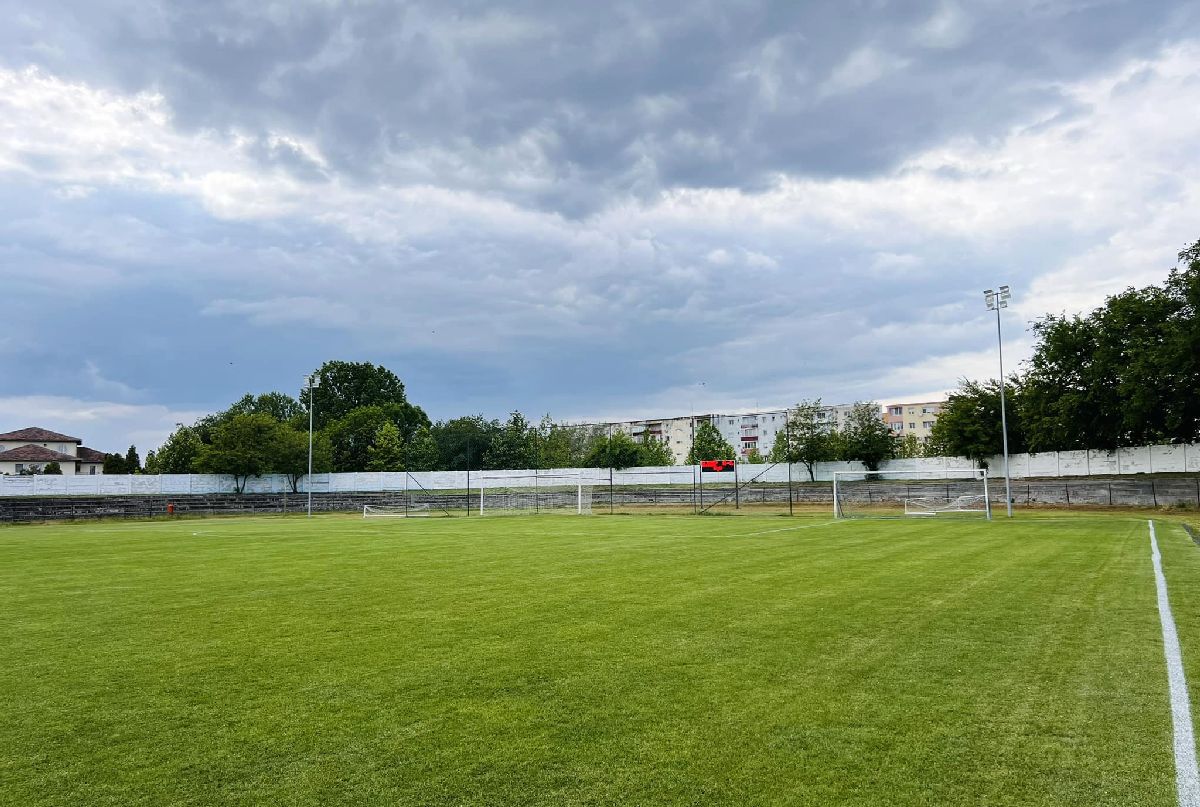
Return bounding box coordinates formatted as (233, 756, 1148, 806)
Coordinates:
(0, 427, 82, 443)
(77, 447, 106, 463)
(0, 445, 80, 463)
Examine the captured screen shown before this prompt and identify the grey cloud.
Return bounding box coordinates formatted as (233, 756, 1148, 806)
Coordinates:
(3, 0, 1194, 214)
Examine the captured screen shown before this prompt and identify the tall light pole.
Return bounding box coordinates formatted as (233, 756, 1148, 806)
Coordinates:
(984, 285, 1013, 517)
(305, 373, 320, 518)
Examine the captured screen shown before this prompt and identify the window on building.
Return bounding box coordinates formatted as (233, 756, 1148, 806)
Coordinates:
(90, 466, 97, 475)
(909, 422, 916, 429)
(890, 423, 903, 432)
(15, 464, 23, 472)
(923, 421, 935, 429)
(890, 407, 902, 416)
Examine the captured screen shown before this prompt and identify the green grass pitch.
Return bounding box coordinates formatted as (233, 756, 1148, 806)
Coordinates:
(2, 512, 1198, 806)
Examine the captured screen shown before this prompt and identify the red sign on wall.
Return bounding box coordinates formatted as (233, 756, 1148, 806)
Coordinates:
(700, 459, 736, 473)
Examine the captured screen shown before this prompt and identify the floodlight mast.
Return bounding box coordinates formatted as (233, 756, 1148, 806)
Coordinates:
(983, 286, 1014, 517)
(306, 373, 320, 518)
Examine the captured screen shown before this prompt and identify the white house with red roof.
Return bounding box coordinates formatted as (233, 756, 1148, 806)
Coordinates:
(0, 428, 106, 476)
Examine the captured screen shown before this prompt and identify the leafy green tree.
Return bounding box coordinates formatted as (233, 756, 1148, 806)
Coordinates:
(103, 453, 128, 474)
(771, 400, 839, 481)
(1022, 246, 1200, 449)
(325, 404, 429, 472)
(686, 420, 736, 464)
(151, 426, 204, 474)
(302, 360, 423, 430)
(927, 379, 1025, 464)
(228, 392, 305, 426)
(895, 433, 924, 459)
(405, 425, 442, 472)
(367, 422, 406, 472)
(143, 451, 158, 474)
(273, 426, 331, 493)
(638, 436, 676, 466)
(483, 412, 536, 470)
(432, 416, 499, 471)
(534, 416, 588, 469)
(583, 431, 642, 469)
(194, 413, 281, 493)
(42, 461, 62, 475)
(743, 447, 767, 464)
(124, 445, 141, 474)
(841, 402, 896, 471)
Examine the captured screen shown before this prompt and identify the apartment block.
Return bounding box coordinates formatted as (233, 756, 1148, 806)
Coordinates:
(884, 401, 943, 442)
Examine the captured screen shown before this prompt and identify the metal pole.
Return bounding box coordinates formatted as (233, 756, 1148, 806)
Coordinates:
(996, 306, 1013, 517)
(466, 435, 471, 517)
(306, 376, 314, 518)
(734, 460, 740, 509)
(608, 424, 614, 515)
(785, 410, 794, 516)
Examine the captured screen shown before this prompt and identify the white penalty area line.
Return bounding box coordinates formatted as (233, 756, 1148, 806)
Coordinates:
(1150, 520, 1200, 807)
(733, 520, 845, 538)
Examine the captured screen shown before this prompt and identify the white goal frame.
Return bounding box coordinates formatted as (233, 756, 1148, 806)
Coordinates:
(832, 469, 991, 520)
(478, 472, 594, 516)
(363, 504, 431, 519)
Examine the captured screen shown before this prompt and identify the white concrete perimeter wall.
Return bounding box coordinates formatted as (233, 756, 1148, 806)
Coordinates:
(2, 443, 1198, 496)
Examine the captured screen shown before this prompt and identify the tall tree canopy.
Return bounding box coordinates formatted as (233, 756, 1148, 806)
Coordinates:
(432, 416, 498, 471)
(194, 414, 284, 492)
(303, 360, 422, 430)
(840, 402, 896, 471)
(686, 420, 736, 464)
(483, 412, 536, 470)
(325, 404, 430, 473)
(770, 399, 839, 481)
(928, 380, 1026, 464)
(1022, 243, 1200, 449)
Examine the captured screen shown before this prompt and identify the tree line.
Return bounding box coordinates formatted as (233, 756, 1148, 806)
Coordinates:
(767, 400, 900, 480)
(142, 360, 691, 490)
(929, 239, 1200, 463)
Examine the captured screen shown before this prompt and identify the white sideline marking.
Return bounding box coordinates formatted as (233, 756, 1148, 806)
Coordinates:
(1150, 520, 1200, 807)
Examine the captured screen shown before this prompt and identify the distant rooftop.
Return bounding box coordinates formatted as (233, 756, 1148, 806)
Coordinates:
(0, 427, 82, 443)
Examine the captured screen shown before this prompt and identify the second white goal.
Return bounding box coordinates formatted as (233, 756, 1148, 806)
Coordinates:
(478, 472, 595, 516)
(833, 469, 992, 519)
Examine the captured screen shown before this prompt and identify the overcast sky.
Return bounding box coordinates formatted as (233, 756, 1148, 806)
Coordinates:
(2, 0, 1198, 452)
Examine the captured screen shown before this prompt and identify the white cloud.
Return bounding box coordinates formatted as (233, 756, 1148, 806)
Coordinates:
(818, 46, 911, 98)
(913, 3, 972, 49)
(1, 39, 1199, 419)
(0, 396, 204, 453)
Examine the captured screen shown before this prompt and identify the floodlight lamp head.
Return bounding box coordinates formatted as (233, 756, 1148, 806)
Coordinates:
(983, 289, 996, 310)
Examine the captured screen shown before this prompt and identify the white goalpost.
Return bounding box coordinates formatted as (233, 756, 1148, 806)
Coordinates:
(362, 472, 453, 518)
(478, 472, 595, 516)
(832, 468, 992, 520)
(363, 504, 432, 519)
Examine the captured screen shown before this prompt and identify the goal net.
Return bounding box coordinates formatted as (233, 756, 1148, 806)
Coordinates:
(833, 469, 991, 519)
(363, 504, 433, 518)
(478, 472, 595, 516)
